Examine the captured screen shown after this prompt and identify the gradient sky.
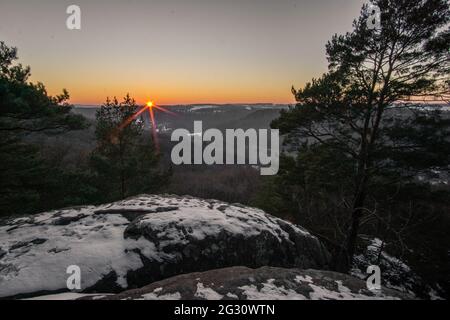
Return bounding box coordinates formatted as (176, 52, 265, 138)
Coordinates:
(0, 0, 365, 105)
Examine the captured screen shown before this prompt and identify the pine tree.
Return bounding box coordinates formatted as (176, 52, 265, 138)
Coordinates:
(0, 42, 87, 215)
(90, 95, 167, 202)
(270, 0, 450, 271)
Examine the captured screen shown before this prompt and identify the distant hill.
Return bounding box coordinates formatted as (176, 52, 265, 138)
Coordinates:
(72, 104, 289, 132)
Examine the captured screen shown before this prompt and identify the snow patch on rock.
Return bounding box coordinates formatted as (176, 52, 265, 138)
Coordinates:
(195, 283, 224, 300)
(0, 195, 327, 299)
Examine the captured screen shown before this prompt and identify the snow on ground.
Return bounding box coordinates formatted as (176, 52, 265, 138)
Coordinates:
(195, 283, 224, 300)
(238, 278, 399, 301)
(0, 194, 316, 298)
(306, 280, 399, 301)
(189, 105, 220, 112)
(140, 291, 182, 300)
(135, 201, 310, 249)
(0, 207, 148, 297)
(239, 279, 308, 300)
(27, 266, 410, 300)
(125, 269, 403, 300)
(352, 238, 415, 295)
(352, 238, 444, 299)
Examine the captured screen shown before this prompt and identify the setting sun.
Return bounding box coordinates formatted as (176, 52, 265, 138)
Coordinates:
(146, 101, 154, 108)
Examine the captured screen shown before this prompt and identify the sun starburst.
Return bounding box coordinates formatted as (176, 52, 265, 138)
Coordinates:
(119, 100, 177, 154)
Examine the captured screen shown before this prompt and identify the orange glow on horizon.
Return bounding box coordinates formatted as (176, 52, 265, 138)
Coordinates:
(56, 87, 295, 106)
(44, 81, 296, 106)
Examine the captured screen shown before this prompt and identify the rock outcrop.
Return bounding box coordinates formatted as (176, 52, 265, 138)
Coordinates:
(0, 195, 329, 299)
(87, 266, 413, 300)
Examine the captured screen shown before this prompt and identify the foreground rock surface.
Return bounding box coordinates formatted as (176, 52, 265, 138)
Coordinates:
(0, 195, 329, 299)
(87, 266, 412, 300)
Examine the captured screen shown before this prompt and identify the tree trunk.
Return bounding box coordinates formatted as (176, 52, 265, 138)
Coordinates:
(335, 161, 369, 272)
(335, 190, 367, 272)
(119, 139, 126, 199)
(346, 192, 366, 266)
(120, 173, 125, 199)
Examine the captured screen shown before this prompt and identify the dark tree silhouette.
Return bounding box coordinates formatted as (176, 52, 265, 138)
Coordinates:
(90, 95, 168, 202)
(271, 0, 449, 271)
(0, 41, 88, 214)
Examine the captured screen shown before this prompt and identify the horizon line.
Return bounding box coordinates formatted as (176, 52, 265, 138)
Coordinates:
(72, 102, 294, 107)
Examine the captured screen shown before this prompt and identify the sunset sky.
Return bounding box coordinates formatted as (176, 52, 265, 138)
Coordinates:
(0, 0, 365, 105)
